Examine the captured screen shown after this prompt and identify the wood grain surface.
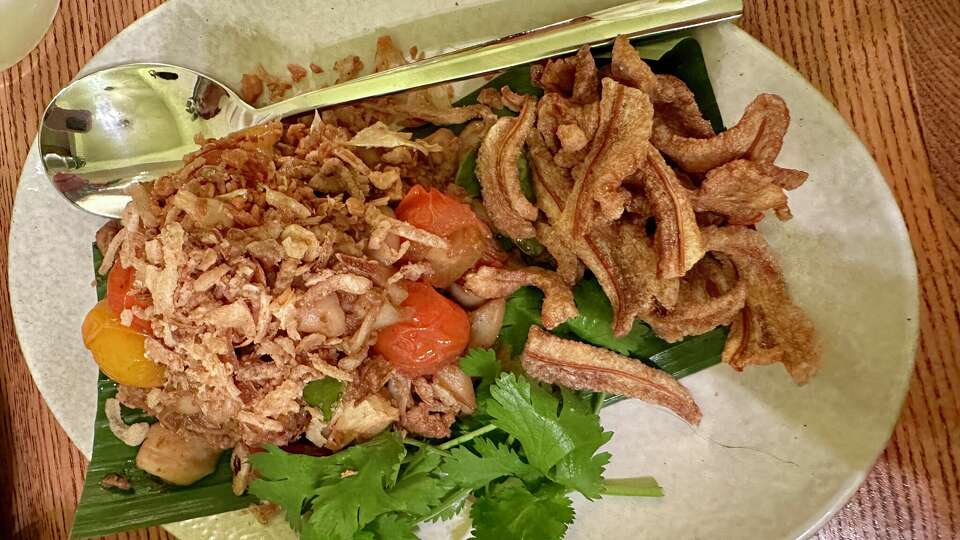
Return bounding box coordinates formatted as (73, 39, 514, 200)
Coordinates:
(1, 1, 957, 538)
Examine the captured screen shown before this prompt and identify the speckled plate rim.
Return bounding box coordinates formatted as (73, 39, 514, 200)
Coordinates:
(9, 1, 918, 538)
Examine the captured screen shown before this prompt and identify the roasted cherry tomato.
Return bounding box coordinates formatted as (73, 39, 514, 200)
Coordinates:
(373, 281, 470, 377)
(106, 263, 152, 333)
(81, 300, 165, 388)
(396, 185, 488, 238)
(396, 186, 504, 275)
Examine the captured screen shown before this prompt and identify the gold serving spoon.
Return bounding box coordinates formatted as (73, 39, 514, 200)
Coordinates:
(39, 0, 740, 217)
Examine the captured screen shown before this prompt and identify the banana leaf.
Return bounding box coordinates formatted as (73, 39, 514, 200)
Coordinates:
(71, 246, 254, 539)
(72, 34, 725, 537)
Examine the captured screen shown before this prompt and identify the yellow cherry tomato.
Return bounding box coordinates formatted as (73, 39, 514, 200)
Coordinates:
(81, 300, 165, 388)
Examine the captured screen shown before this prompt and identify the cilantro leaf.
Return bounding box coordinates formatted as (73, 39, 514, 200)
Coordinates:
(441, 438, 541, 490)
(403, 447, 444, 477)
(250, 432, 406, 540)
(551, 388, 612, 499)
(389, 467, 452, 516)
(354, 514, 418, 540)
(470, 479, 574, 540)
(498, 287, 543, 356)
(486, 374, 574, 473)
(302, 378, 345, 420)
(245, 446, 343, 529)
(459, 349, 500, 411)
(486, 374, 612, 498)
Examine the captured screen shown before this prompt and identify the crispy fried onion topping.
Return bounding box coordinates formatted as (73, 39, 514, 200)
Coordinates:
(347, 121, 442, 154)
(692, 160, 809, 224)
(477, 97, 539, 239)
(462, 266, 577, 329)
(703, 226, 821, 384)
(105, 398, 150, 446)
(652, 94, 790, 173)
(523, 327, 701, 424)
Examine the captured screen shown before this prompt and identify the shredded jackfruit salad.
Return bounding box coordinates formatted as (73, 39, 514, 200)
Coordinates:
(80, 35, 819, 539)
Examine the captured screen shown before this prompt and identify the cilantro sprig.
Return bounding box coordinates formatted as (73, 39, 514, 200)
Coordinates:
(250, 350, 661, 540)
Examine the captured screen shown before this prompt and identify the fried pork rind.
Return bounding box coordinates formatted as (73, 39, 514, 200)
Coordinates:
(535, 92, 599, 160)
(652, 93, 790, 173)
(462, 266, 577, 329)
(476, 98, 539, 239)
(642, 253, 747, 342)
(522, 327, 701, 424)
(651, 74, 716, 138)
(546, 79, 658, 336)
(610, 36, 658, 95)
(693, 160, 808, 224)
(560, 78, 653, 236)
(526, 129, 572, 222)
(522, 41, 817, 384)
(703, 226, 820, 384)
(571, 45, 600, 105)
(636, 146, 705, 278)
(533, 55, 576, 94)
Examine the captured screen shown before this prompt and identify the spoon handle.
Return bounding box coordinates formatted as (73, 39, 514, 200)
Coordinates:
(254, 0, 741, 123)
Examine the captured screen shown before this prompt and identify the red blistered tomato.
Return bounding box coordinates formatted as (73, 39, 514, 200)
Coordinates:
(396, 186, 505, 274)
(106, 264, 152, 333)
(373, 281, 470, 377)
(396, 185, 488, 238)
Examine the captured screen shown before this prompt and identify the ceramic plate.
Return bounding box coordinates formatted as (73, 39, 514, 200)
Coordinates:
(9, 0, 918, 538)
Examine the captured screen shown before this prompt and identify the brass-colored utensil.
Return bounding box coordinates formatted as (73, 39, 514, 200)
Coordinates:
(39, 0, 741, 217)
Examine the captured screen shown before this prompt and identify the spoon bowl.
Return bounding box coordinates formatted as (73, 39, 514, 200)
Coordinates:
(39, 64, 256, 217)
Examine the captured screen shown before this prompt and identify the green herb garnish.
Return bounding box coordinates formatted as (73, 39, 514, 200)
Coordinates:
(302, 378, 345, 421)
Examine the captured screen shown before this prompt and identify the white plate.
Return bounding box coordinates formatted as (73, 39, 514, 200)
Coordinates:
(9, 1, 918, 538)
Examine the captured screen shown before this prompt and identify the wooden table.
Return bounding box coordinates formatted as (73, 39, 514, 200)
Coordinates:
(1, 1, 957, 538)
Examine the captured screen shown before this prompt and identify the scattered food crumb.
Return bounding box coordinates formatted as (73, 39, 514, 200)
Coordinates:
(287, 63, 308, 83)
(100, 473, 132, 491)
(309, 62, 324, 74)
(239, 73, 264, 104)
(248, 502, 281, 525)
(333, 55, 364, 83)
